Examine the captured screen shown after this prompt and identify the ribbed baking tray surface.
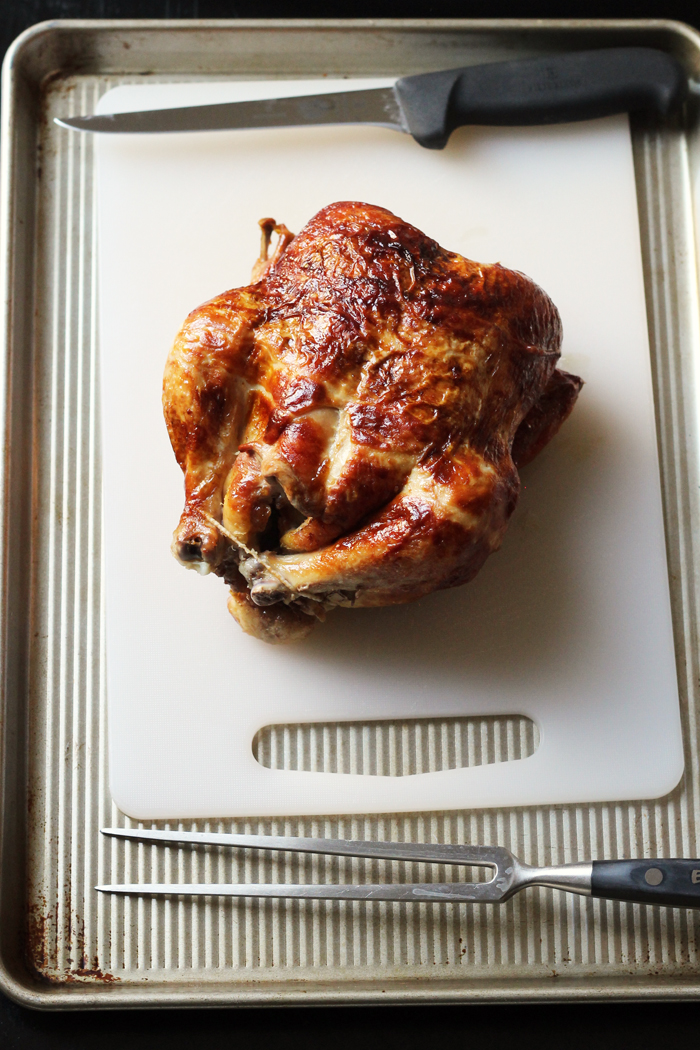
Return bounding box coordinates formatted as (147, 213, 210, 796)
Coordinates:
(4, 20, 700, 1006)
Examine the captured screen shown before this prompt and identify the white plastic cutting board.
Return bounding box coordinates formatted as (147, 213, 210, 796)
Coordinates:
(97, 80, 684, 819)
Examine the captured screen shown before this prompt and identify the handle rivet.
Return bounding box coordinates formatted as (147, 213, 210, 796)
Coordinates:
(645, 867, 664, 886)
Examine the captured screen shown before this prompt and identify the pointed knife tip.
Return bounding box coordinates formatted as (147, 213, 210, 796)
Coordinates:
(54, 115, 113, 132)
(54, 116, 82, 130)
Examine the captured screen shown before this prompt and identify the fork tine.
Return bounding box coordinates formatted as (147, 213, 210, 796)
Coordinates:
(101, 828, 509, 870)
(95, 881, 507, 903)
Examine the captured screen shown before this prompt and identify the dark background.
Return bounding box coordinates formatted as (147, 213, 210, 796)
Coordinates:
(2, 0, 700, 1045)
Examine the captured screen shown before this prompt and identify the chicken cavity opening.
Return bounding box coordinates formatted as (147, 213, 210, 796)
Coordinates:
(256, 478, 305, 553)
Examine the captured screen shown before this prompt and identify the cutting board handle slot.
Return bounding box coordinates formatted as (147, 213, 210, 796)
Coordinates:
(252, 714, 539, 776)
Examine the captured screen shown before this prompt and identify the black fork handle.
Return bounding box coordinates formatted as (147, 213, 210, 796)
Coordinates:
(591, 859, 700, 908)
(396, 47, 688, 149)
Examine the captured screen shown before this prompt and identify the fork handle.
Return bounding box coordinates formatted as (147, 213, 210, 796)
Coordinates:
(591, 859, 700, 908)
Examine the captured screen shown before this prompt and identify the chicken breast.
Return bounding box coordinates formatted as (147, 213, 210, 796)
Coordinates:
(163, 202, 582, 643)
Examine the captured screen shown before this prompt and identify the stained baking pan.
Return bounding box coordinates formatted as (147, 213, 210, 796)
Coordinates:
(2, 18, 700, 1007)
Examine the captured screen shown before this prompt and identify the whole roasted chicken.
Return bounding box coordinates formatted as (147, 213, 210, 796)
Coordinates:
(164, 202, 582, 643)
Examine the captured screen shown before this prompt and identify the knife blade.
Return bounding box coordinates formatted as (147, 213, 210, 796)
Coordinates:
(56, 86, 407, 137)
(55, 48, 687, 150)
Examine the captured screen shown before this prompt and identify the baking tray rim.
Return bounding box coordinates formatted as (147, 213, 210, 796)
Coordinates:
(7, 976, 700, 1012)
(5, 15, 700, 78)
(3, 15, 700, 1009)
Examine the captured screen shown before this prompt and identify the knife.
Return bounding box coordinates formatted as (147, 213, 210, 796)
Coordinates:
(55, 47, 687, 150)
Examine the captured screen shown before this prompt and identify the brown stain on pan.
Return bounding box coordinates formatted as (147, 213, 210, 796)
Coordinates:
(26, 900, 50, 975)
(63, 968, 121, 984)
(26, 900, 120, 984)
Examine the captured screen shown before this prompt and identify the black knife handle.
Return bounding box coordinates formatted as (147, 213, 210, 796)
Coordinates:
(591, 859, 700, 908)
(395, 48, 688, 149)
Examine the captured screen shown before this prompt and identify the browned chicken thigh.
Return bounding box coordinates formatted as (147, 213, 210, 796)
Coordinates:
(163, 202, 582, 643)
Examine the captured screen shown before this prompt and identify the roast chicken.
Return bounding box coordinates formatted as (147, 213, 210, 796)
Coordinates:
(163, 202, 582, 643)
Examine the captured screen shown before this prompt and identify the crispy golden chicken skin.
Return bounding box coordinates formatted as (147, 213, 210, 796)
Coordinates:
(163, 202, 582, 643)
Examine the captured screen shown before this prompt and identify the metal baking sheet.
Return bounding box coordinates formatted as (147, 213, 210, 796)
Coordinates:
(1, 18, 700, 1007)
